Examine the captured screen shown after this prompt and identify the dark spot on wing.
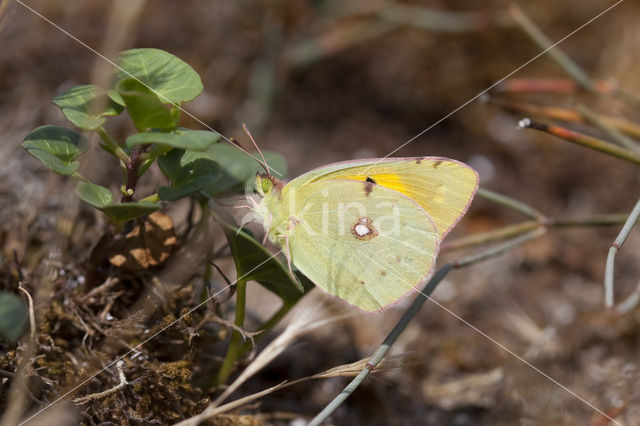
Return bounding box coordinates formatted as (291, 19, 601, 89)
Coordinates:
(360, 280, 365, 285)
(432, 160, 443, 168)
(380, 270, 387, 276)
(364, 177, 375, 196)
(364, 182, 373, 196)
(415, 158, 423, 164)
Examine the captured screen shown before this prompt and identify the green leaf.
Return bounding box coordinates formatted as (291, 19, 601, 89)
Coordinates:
(116, 78, 178, 130)
(212, 209, 309, 304)
(127, 129, 220, 151)
(0, 292, 27, 342)
(157, 141, 287, 201)
(75, 181, 114, 208)
(157, 148, 222, 201)
(200, 144, 287, 197)
(22, 125, 90, 175)
(111, 48, 203, 105)
(53, 85, 124, 130)
(157, 143, 286, 200)
(101, 201, 161, 223)
(75, 182, 160, 223)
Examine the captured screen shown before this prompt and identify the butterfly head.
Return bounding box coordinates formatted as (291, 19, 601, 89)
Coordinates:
(255, 173, 284, 197)
(251, 173, 286, 239)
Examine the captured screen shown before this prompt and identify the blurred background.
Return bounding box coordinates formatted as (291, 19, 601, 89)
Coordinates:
(2, 0, 640, 424)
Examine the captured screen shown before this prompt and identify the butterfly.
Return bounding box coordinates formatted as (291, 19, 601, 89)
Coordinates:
(252, 157, 478, 312)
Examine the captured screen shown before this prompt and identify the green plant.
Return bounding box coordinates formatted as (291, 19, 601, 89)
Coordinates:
(0, 291, 27, 342)
(21, 48, 285, 225)
(17, 48, 304, 383)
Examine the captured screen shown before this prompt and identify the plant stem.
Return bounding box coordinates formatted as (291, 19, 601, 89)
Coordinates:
(489, 97, 640, 140)
(445, 213, 628, 253)
(519, 118, 640, 166)
(121, 144, 148, 202)
(70, 171, 90, 183)
(97, 127, 129, 163)
(477, 187, 542, 219)
(215, 278, 247, 387)
(577, 104, 640, 153)
(494, 78, 615, 95)
(510, 4, 593, 91)
(616, 278, 640, 315)
(308, 263, 453, 426)
(454, 228, 547, 268)
(378, 3, 512, 32)
(238, 303, 293, 355)
(604, 197, 640, 308)
(443, 220, 539, 251)
(547, 214, 628, 227)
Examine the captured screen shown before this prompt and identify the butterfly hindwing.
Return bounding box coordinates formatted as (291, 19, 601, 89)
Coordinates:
(282, 179, 439, 312)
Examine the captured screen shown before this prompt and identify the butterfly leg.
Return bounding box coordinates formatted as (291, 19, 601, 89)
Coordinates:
(283, 234, 295, 278)
(261, 212, 272, 245)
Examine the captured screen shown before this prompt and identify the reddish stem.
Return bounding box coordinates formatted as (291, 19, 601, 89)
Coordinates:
(520, 119, 640, 166)
(121, 145, 148, 202)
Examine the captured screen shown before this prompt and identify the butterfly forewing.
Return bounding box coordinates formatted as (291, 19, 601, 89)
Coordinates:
(297, 157, 478, 240)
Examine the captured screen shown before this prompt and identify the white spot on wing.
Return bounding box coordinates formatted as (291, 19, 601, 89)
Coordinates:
(351, 216, 378, 241)
(355, 223, 371, 236)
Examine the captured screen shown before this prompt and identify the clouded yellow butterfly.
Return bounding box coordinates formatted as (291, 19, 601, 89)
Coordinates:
(253, 157, 478, 312)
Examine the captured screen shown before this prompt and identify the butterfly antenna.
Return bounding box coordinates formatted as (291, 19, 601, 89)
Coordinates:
(216, 132, 273, 178)
(242, 123, 271, 177)
(222, 135, 261, 164)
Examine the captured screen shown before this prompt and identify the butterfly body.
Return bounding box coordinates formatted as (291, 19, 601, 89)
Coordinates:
(254, 157, 478, 312)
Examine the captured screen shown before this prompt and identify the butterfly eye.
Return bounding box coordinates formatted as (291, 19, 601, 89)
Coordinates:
(261, 178, 273, 194)
(255, 174, 273, 196)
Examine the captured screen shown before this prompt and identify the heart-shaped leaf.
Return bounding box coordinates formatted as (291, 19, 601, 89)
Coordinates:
(110, 48, 203, 105)
(126, 129, 220, 151)
(157, 144, 287, 201)
(75, 181, 114, 208)
(53, 85, 124, 130)
(75, 181, 160, 223)
(0, 292, 27, 342)
(157, 148, 222, 201)
(101, 201, 162, 224)
(22, 125, 90, 175)
(116, 78, 178, 130)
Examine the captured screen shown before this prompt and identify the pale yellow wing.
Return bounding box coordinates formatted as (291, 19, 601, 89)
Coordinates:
(299, 157, 478, 240)
(283, 179, 438, 312)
